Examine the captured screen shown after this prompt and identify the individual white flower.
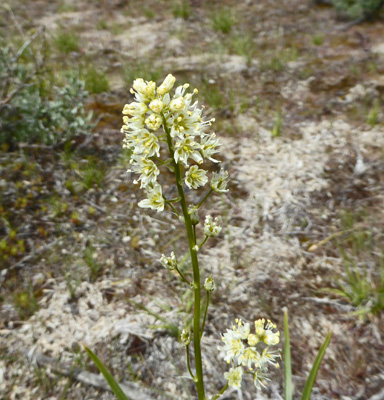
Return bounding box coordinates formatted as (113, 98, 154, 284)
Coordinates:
(221, 328, 244, 364)
(157, 74, 176, 95)
(224, 367, 244, 389)
(180, 329, 191, 346)
(203, 215, 222, 237)
(254, 319, 280, 346)
(200, 133, 221, 162)
(145, 113, 162, 131)
(240, 347, 261, 370)
(160, 252, 177, 270)
(169, 98, 185, 112)
(210, 168, 229, 193)
(122, 102, 148, 116)
(149, 99, 164, 114)
(174, 137, 203, 165)
(185, 165, 208, 189)
(204, 276, 215, 291)
(235, 319, 250, 340)
(128, 129, 160, 157)
(130, 156, 159, 188)
(121, 115, 145, 132)
(264, 329, 280, 346)
(259, 348, 281, 369)
(169, 112, 197, 139)
(138, 184, 164, 212)
(253, 370, 270, 390)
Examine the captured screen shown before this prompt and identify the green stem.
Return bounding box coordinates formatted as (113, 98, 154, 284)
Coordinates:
(162, 115, 206, 400)
(211, 383, 229, 400)
(197, 235, 209, 250)
(186, 345, 196, 381)
(175, 266, 191, 286)
(200, 291, 210, 339)
(197, 188, 213, 209)
(164, 199, 181, 218)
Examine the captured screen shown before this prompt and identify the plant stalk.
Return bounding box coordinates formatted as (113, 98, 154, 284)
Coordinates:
(162, 115, 206, 400)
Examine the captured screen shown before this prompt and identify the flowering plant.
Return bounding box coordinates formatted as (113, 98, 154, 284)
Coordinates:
(85, 74, 330, 400)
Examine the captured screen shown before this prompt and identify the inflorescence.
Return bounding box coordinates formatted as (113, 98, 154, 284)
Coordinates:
(220, 318, 281, 390)
(121, 74, 228, 213)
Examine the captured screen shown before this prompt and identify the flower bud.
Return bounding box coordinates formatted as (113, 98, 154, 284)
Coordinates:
(133, 79, 156, 98)
(149, 99, 164, 114)
(188, 205, 200, 225)
(122, 102, 148, 116)
(204, 276, 215, 291)
(180, 329, 191, 346)
(157, 74, 176, 95)
(169, 98, 185, 112)
(145, 114, 162, 131)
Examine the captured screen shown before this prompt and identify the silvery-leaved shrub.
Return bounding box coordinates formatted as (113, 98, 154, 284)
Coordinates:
(0, 35, 92, 148)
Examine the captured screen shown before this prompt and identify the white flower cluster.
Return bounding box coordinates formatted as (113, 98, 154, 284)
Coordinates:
(220, 318, 280, 390)
(121, 74, 229, 212)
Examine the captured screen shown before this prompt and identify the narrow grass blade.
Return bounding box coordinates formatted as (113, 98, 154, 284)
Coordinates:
(84, 346, 130, 400)
(300, 331, 332, 400)
(284, 311, 293, 400)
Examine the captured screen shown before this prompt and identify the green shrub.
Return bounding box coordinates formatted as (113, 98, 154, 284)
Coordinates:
(331, 0, 384, 19)
(0, 36, 93, 147)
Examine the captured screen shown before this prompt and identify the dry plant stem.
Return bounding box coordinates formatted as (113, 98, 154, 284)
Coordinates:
(162, 115, 206, 400)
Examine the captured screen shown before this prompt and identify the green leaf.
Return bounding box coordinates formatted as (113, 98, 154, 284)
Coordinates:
(283, 311, 293, 400)
(84, 346, 130, 400)
(300, 331, 332, 400)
